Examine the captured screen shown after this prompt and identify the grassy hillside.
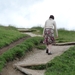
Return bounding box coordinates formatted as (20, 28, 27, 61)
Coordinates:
(45, 46, 75, 75)
(31, 27, 75, 43)
(0, 25, 75, 75)
(0, 25, 28, 48)
(0, 36, 43, 72)
(29, 27, 75, 75)
(57, 29, 75, 43)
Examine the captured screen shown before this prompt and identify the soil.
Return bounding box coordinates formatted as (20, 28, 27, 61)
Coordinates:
(0, 61, 23, 75)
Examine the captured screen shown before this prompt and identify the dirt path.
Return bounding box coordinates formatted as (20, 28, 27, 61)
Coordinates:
(1, 32, 72, 75)
(24, 32, 42, 37)
(14, 46, 71, 75)
(0, 36, 29, 55)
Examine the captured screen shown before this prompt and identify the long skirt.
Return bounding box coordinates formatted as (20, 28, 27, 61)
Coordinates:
(43, 28, 55, 45)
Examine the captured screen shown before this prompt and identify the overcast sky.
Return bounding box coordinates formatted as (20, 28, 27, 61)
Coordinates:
(0, 0, 75, 30)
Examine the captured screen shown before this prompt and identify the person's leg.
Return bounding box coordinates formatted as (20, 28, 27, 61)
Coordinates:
(46, 45, 48, 53)
(47, 44, 52, 55)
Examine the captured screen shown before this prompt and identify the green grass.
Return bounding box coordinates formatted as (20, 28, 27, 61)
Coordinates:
(25, 46, 75, 75)
(1, 25, 75, 75)
(35, 44, 46, 50)
(0, 25, 28, 48)
(31, 27, 75, 43)
(56, 29, 75, 43)
(25, 64, 46, 70)
(45, 46, 75, 75)
(0, 36, 43, 72)
(31, 26, 43, 35)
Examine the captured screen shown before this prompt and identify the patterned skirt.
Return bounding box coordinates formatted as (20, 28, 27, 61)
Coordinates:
(43, 28, 55, 45)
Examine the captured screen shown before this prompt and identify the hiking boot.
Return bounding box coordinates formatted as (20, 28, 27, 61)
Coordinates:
(48, 52, 52, 55)
(46, 49, 48, 53)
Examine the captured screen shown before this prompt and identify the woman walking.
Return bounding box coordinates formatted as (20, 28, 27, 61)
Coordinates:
(43, 15, 58, 55)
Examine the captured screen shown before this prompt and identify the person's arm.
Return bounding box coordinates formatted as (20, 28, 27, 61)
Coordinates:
(43, 21, 46, 36)
(53, 21, 58, 37)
